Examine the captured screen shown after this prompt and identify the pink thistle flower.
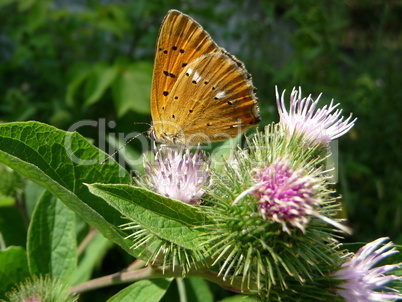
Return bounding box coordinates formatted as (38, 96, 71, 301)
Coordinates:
(233, 158, 351, 234)
(333, 237, 402, 302)
(252, 159, 321, 233)
(144, 146, 209, 204)
(276, 87, 356, 146)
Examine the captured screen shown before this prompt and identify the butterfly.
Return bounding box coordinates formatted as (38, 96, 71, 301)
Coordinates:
(149, 9, 260, 146)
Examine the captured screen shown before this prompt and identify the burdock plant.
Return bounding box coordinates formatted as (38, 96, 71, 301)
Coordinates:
(123, 87, 401, 301)
(2, 88, 399, 301)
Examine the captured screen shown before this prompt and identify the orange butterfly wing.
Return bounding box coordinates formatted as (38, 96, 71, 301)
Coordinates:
(159, 52, 260, 145)
(150, 10, 260, 145)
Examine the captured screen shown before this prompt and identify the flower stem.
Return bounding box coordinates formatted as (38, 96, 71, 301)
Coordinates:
(70, 264, 257, 295)
(70, 266, 157, 294)
(77, 227, 98, 256)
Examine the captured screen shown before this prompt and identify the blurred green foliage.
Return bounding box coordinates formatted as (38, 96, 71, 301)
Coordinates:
(1, 0, 401, 298)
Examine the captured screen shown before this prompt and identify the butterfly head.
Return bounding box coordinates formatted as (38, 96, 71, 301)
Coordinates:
(148, 121, 186, 145)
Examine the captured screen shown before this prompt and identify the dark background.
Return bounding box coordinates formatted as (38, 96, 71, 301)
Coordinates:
(1, 0, 401, 300)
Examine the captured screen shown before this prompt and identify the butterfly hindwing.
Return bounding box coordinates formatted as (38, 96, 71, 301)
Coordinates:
(160, 52, 260, 144)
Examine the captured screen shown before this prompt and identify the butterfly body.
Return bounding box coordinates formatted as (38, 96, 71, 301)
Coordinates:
(150, 10, 260, 145)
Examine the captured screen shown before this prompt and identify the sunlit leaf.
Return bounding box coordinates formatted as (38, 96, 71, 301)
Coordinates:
(87, 184, 207, 250)
(0, 121, 137, 256)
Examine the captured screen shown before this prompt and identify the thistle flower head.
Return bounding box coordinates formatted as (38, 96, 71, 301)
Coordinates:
(201, 126, 352, 296)
(276, 86, 356, 146)
(252, 158, 321, 233)
(5, 275, 78, 302)
(143, 145, 210, 204)
(333, 237, 402, 302)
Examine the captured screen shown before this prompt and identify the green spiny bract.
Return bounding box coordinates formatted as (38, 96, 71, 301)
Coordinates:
(201, 125, 346, 298)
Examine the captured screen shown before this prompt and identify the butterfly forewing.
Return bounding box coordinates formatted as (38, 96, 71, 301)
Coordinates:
(151, 10, 219, 124)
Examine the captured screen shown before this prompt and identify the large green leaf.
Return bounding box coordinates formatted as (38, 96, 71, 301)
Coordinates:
(27, 191, 76, 283)
(86, 184, 207, 250)
(0, 121, 136, 256)
(0, 246, 30, 300)
(107, 279, 172, 302)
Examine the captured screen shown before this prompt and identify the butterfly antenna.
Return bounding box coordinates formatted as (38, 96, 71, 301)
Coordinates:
(101, 130, 148, 164)
(134, 121, 152, 127)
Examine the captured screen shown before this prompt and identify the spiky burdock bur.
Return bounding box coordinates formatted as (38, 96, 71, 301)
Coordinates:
(3, 275, 78, 302)
(201, 125, 348, 299)
(121, 219, 209, 274)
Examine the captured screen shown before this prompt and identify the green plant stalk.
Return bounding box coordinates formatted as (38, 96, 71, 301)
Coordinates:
(70, 264, 256, 295)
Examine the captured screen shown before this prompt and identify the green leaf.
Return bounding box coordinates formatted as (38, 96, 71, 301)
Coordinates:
(107, 279, 172, 302)
(0, 163, 25, 197)
(0, 196, 14, 206)
(20, 0, 51, 31)
(0, 246, 29, 300)
(0, 207, 27, 247)
(92, 4, 131, 37)
(66, 64, 91, 107)
(0, 121, 137, 256)
(86, 184, 207, 250)
(24, 181, 45, 218)
(72, 232, 113, 285)
(112, 62, 152, 117)
(27, 191, 76, 283)
(184, 277, 214, 302)
(84, 63, 118, 108)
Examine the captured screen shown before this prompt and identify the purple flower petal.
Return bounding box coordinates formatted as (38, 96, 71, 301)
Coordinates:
(276, 87, 356, 146)
(144, 146, 210, 204)
(333, 237, 402, 302)
(253, 158, 320, 233)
